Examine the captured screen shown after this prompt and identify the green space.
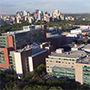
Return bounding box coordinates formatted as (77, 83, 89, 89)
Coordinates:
(0, 20, 90, 34)
(0, 64, 90, 90)
(0, 21, 31, 33)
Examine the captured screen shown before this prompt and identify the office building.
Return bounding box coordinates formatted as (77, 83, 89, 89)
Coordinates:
(38, 10, 43, 21)
(0, 25, 48, 78)
(46, 46, 90, 85)
(46, 33, 67, 50)
(8, 43, 48, 78)
(1, 25, 46, 49)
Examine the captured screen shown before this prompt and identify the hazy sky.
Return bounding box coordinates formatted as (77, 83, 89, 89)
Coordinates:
(0, 0, 90, 14)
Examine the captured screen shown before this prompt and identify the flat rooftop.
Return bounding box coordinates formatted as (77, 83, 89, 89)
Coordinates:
(48, 50, 86, 60)
(83, 44, 90, 49)
(2, 29, 30, 35)
(47, 33, 65, 38)
(77, 55, 90, 64)
(2, 25, 42, 35)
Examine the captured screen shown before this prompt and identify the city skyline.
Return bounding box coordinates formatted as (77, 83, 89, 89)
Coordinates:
(0, 0, 90, 15)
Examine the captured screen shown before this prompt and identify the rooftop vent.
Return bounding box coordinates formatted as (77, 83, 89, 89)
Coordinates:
(56, 48, 64, 54)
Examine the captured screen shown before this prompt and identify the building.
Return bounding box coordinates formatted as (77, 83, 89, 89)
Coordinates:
(46, 46, 90, 85)
(0, 19, 4, 26)
(38, 10, 43, 21)
(8, 43, 48, 78)
(1, 25, 46, 49)
(46, 33, 67, 50)
(0, 25, 48, 78)
(66, 33, 81, 44)
(44, 16, 52, 23)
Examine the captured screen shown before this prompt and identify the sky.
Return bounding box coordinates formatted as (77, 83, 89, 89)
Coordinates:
(0, 0, 90, 14)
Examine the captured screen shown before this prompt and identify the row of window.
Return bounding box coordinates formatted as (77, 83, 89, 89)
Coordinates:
(46, 60, 74, 65)
(47, 65, 74, 69)
(48, 57, 76, 61)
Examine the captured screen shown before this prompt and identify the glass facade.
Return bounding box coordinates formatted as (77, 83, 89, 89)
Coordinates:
(83, 65, 90, 85)
(0, 37, 8, 48)
(0, 50, 5, 65)
(52, 67, 75, 79)
(13, 29, 44, 48)
(1, 28, 45, 48)
(9, 55, 16, 71)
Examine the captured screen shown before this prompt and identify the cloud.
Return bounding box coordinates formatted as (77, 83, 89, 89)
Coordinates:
(0, 0, 90, 14)
(0, 3, 16, 8)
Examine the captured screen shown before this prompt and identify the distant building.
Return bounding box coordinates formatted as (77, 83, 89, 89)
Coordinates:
(44, 16, 52, 23)
(38, 10, 43, 21)
(0, 19, 4, 26)
(60, 15, 65, 20)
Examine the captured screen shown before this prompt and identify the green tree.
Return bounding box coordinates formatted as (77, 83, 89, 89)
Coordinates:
(49, 86, 58, 90)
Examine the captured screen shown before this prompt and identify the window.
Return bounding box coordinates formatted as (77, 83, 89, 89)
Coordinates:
(50, 60, 52, 62)
(47, 69, 49, 71)
(46, 60, 48, 62)
(56, 61, 58, 63)
(68, 62, 70, 64)
(59, 61, 61, 63)
(65, 62, 67, 64)
(62, 62, 64, 63)
(56, 64, 58, 66)
(62, 65, 65, 67)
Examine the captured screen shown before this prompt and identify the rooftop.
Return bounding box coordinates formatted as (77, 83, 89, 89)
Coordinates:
(48, 50, 86, 60)
(47, 33, 65, 38)
(77, 55, 90, 64)
(2, 25, 42, 35)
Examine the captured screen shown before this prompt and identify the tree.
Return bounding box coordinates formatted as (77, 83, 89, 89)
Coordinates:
(49, 86, 58, 90)
(12, 83, 20, 90)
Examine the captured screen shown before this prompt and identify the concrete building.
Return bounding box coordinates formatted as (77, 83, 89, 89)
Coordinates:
(1, 25, 47, 49)
(44, 16, 52, 23)
(0, 25, 48, 78)
(8, 43, 48, 78)
(38, 10, 43, 21)
(46, 47, 90, 85)
(46, 33, 67, 50)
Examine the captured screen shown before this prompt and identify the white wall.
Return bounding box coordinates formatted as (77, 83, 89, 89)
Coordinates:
(28, 57, 33, 72)
(14, 52, 23, 79)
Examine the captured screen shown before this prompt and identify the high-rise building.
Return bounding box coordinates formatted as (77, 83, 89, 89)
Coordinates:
(23, 11, 28, 16)
(38, 10, 43, 21)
